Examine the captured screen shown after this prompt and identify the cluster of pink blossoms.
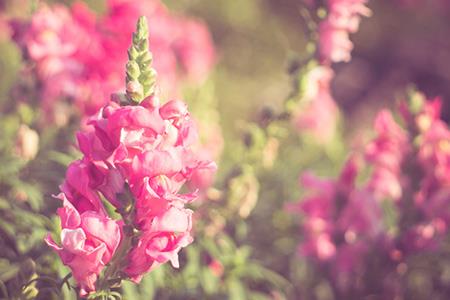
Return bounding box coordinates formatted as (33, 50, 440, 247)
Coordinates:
(319, 0, 371, 64)
(292, 65, 339, 144)
(289, 156, 382, 289)
(293, 1, 371, 143)
(17, 0, 215, 119)
(45, 95, 216, 295)
(290, 94, 450, 292)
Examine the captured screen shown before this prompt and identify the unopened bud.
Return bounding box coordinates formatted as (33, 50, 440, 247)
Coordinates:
(138, 51, 153, 66)
(15, 125, 39, 161)
(126, 61, 140, 80)
(126, 81, 144, 102)
(128, 46, 139, 61)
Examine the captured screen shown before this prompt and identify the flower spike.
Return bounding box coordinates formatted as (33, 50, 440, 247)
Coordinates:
(126, 16, 157, 103)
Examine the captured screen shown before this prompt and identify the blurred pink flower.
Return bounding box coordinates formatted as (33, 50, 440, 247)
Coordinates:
(60, 160, 107, 215)
(365, 110, 409, 201)
(20, 0, 215, 120)
(293, 66, 339, 144)
(319, 21, 354, 63)
(327, 0, 372, 32)
(319, 0, 371, 63)
(291, 156, 383, 274)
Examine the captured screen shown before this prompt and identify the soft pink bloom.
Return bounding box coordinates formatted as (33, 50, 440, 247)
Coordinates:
(74, 96, 215, 283)
(327, 0, 372, 32)
(293, 66, 339, 144)
(417, 121, 450, 188)
(20, 0, 215, 120)
(338, 189, 382, 238)
(125, 206, 193, 282)
(319, 21, 354, 63)
(319, 0, 371, 63)
(172, 18, 216, 83)
(45, 197, 122, 296)
(365, 110, 409, 201)
(48, 93, 215, 293)
(60, 160, 107, 215)
(290, 156, 383, 271)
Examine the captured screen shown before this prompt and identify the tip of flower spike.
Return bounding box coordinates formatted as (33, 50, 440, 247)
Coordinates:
(137, 16, 149, 39)
(125, 16, 157, 104)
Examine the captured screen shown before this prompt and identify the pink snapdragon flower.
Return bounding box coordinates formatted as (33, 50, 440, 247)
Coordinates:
(365, 110, 410, 201)
(48, 95, 215, 294)
(319, 0, 371, 63)
(290, 156, 382, 268)
(125, 206, 193, 282)
(75, 95, 216, 282)
(293, 66, 339, 144)
(327, 0, 372, 32)
(319, 21, 354, 63)
(45, 196, 122, 296)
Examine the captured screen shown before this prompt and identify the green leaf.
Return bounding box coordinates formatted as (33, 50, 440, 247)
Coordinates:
(139, 273, 155, 300)
(0, 263, 20, 282)
(228, 278, 246, 300)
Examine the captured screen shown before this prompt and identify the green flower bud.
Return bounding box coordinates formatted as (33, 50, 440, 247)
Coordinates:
(125, 16, 157, 104)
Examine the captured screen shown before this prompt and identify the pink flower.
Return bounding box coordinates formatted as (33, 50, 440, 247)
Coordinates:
(292, 66, 339, 144)
(45, 197, 122, 296)
(48, 91, 215, 293)
(291, 157, 383, 265)
(172, 18, 216, 83)
(365, 110, 409, 201)
(20, 0, 216, 120)
(318, 0, 371, 63)
(417, 121, 450, 188)
(327, 0, 372, 32)
(338, 189, 382, 238)
(60, 160, 107, 215)
(125, 206, 193, 282)
(319, 21, 354, 63)
(69, 95, 215, 283)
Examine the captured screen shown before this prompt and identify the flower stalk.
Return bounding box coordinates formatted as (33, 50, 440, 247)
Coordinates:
(126, 16, 157, 104)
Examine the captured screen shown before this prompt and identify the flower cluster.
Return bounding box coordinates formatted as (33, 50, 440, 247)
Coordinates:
(292, 65, 339, 144)
(319, 0, 371, 64)
(47, 95, 215, 295)
(365, 110, 410, 201)
(291, 1, 371, 143)
(290, 92, 450, 295)
(289, 156, 383, 289)
(45, 17, 216, 296)
(18, 0, 215, 120)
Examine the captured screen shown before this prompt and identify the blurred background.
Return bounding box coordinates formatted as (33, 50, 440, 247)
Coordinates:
(0, 0, 449, 299)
